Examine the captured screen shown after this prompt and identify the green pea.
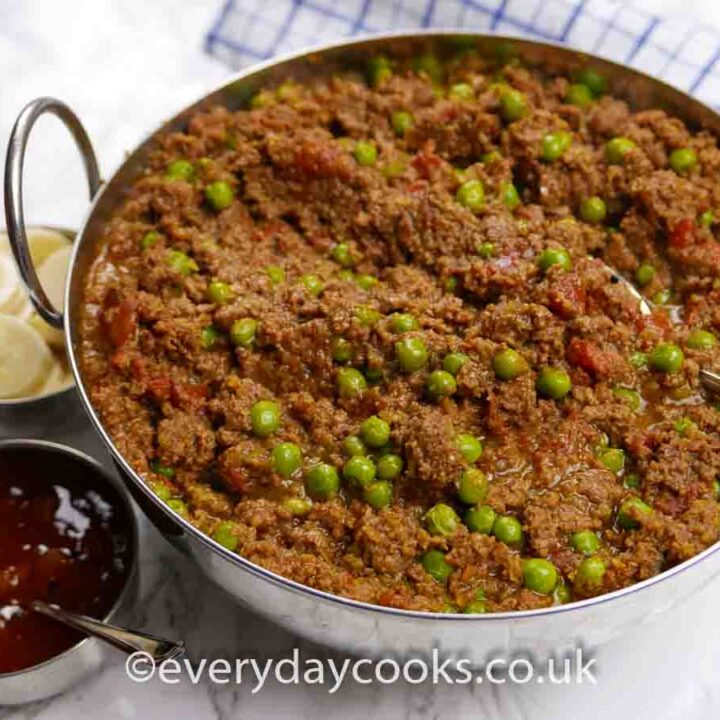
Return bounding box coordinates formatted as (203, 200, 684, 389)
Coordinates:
(444, 277, 458, 294)
(442, 352, 469, 376)
(425, 503, 461, 536)
(456, 179, 485, 213)
(391, 110, 413, 137)
(200, 326, 221, 350)
(541, 132, 572, 162)
(337, 367, 367, 399)
(364, 367, 383, 385)
(207, 280, 233, 304)
(449, 82, 474, 101)
(355, 305, 381, 327)
(166, 159, 195, 182)
(283, 497, 312, 516)
(355, 274, 377, 291)
(305, 463, 340, 500)
(140, 230, 162, 250)
(376, 453, 403, 480)
(148, 480, 173, 502)
(412, 54, 443, 83)
(500, 181, 521, 210)
(456, 434, 483, 463)
(492, 515, 523, 546)
(167, 249, 198, 276)
(390, 313, 419, 333)
(363, 480, 393, 509)
(367, 55, 392, 86)
(395, 337, 428, 372)
(605, 137, 636, 164)
(575, 556, 606, 587)
(464, 504, 496, 534)
(649, 342, 684, 372)
(537, 247, 571, 272)
(343, 455, 376, 487)
(360, 415, 391, 448)
(477, 241, 495, 258)
(331, 242, 355, 268)
(300, 274, 323, 296)
(499, 88, 529, 122)
(576, 68, 606, 97)
(272, 442, 302, 477)
(481, 151, 501, 165)
(714, 479, 720, 500)
(600, 448, 625, 474)
(354, 141, 377, 166)
(700, 210, 715, 227)
(426, 370, 457, 399)
(553, 582, 571, 605)
(669, 147, 698, 175)
(458, 468, 488, 505)
(630, 351, 648, 368)
(570, 530, 600, 555)
(230, 318, 258, 348)
(463, 598, 487, 614)
(536, 367, 572, 400)
(265, 265, 285, 284)
(687, 329, 717, 350)
(205, 180, 235, 211)
(565, 83, 593, 108)
(624, 473, 641, 490)
(338, 269, 355, 282)
(331, 336, 354, 363)
(166, 498, 189, 519)
(212, 521, 239, 551)
(421, 549, 453, 584)
(522, 558, 558, 595)
(493, 348, 529, 380)
(635, 263, 655, 286)
(674, 417, 696, 436)
(652, 289, 672, 305)
(151, 461, 175, 479)
(250, 400, 280, 438)
(343, 435, 366, 457)
(613, 387, 641, 411)
(617, 497, 652, 530)
(579, 196, 607, 224)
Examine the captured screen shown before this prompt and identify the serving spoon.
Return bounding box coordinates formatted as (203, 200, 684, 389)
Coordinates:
(603, 264, 720, 394)
(32, 600, 185, 664)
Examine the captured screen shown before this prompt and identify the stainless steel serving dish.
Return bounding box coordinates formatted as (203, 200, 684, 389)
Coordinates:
(6, 32, 720, 664)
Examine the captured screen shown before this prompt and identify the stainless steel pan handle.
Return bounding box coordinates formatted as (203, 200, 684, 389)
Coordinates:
(4, 97, 101, 329)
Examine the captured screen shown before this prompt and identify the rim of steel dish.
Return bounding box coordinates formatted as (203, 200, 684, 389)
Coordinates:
(7, 29, 720, 623)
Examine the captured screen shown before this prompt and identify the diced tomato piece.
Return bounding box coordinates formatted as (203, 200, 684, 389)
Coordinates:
(566, 338, 614, 377)
(170, 381, 209, 409)
(146, 376, 172, 403)
(102, 295, 138, 348)
(411, 141, 443, 180)
(668, 218, 696, 250)
(547, 273, 586, 319)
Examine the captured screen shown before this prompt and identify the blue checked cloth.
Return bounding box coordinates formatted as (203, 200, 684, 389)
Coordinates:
(206, 0, 720, 106)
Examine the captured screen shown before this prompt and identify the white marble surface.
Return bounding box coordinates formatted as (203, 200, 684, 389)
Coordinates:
(3, 0, 720, 717)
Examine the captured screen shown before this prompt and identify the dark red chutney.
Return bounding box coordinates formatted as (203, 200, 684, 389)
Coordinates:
(0, 448, 131, 673)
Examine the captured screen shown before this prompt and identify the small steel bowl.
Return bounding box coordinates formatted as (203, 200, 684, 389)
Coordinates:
(0, 226, 86, 438)
(0, 439, 139, 706)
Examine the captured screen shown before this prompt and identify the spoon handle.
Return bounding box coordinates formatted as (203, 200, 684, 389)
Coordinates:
(32, 600, 185, 664)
